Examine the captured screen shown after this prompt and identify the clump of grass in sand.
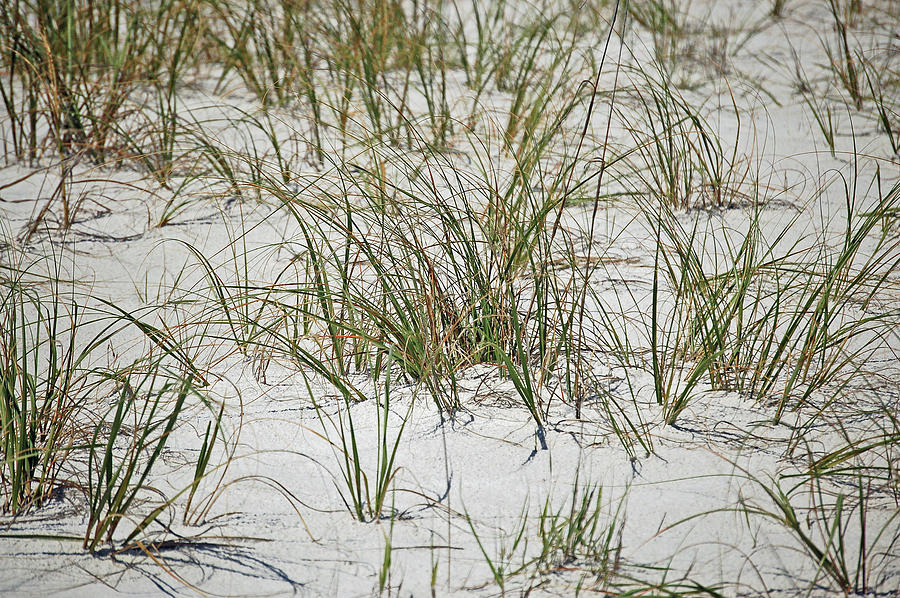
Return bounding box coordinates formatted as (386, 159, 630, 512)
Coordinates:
(0, 231, 227, 552)
(83, 364, 198, 551)
(642, 171, 900, 424)
(312, 350, 412, 523)
(0, 250, 87, 513)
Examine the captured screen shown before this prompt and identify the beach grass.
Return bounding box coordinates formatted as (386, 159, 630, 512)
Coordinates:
(1, 0, 899, 594)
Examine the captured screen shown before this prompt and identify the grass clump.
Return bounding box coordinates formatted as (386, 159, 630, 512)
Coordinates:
(83, 365, 198, 551)
(739, 467, 900, 594)
(0, 257, 84, 513)
(314, 350, 412, 523)
(639, 172, 900, 424)
(0, 236, 224, 552)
